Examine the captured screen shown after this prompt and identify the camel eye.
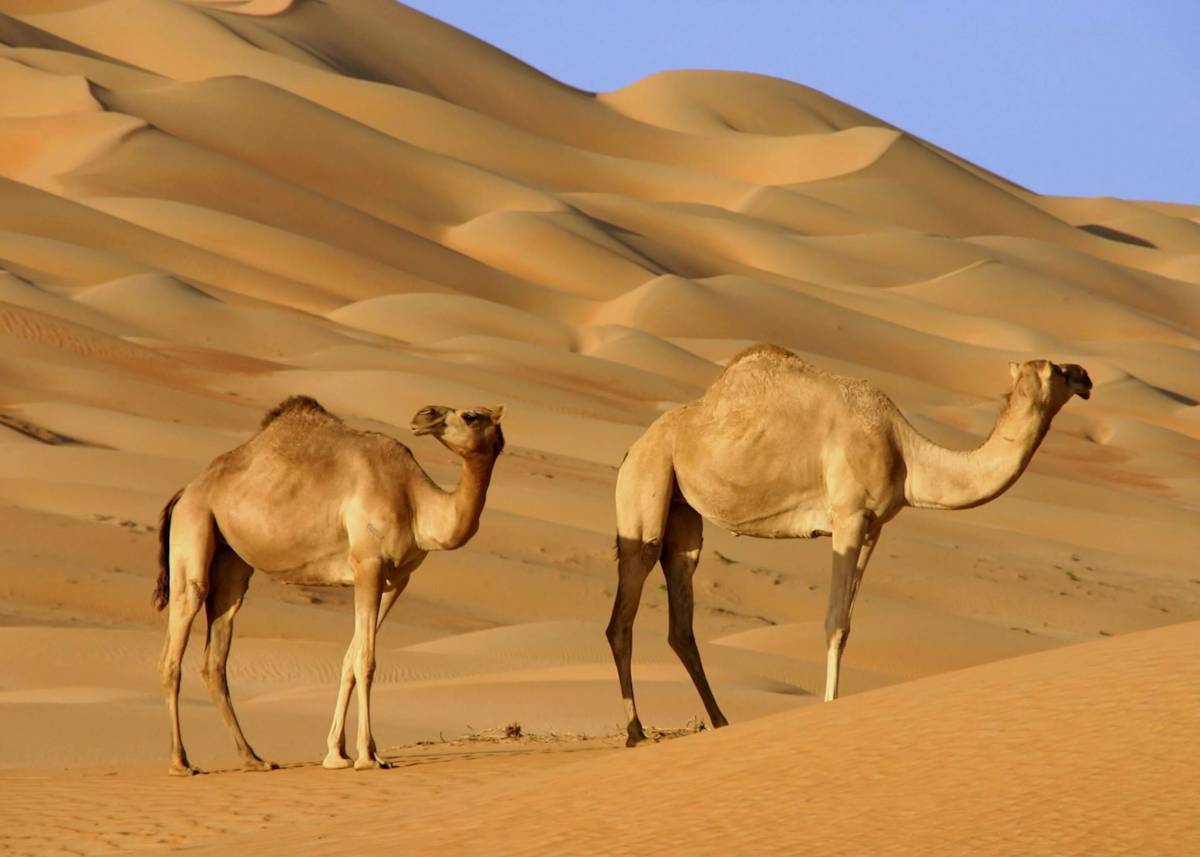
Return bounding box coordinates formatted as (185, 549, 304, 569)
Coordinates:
(462, 412, 480, 424)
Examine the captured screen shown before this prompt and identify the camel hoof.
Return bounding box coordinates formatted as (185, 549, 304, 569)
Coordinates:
(168, 764, 200, 777)
(354, 756, 391, 771)
(322, 753, 353, 770)
(625, 720, 646, 748)
(244, 757, 277, 772)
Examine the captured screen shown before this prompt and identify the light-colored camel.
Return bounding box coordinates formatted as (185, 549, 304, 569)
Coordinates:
(154, 396, 504, 776)
(609, 346, 1091, 745)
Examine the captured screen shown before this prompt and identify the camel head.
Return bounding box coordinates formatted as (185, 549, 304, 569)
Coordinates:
(1008, 360, 1092, 410)
(410, 405, 506, 458)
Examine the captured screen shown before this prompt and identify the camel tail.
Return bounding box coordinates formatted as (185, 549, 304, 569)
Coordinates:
(154, 489, 184, 611)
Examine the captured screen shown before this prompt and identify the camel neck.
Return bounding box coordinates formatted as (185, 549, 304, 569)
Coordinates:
(416, 451, 496, 551)
(899, 393, 1056, 511)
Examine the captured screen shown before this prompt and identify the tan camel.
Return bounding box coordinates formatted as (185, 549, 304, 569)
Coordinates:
(154, 396, 504, 776)
(609, 346, 1091, 745)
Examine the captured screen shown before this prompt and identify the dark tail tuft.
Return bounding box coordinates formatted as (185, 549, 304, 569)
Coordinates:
(154, 489, 184, 611)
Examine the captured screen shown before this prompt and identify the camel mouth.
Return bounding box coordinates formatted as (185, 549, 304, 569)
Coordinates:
(1063, 365, 1092, 400)
(410, 406, 449, 436)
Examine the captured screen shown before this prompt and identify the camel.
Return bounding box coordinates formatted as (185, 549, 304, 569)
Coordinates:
(608, 346, 1091, 745)
(154, 396, 505, 776)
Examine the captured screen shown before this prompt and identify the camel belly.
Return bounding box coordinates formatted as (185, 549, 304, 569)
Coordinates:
(740, 511, 831, 539)
(706, 505, 832, 540)
(676, 461, 831, 539)
(679, 483, 832, 539)
(258, 553, 355, 586)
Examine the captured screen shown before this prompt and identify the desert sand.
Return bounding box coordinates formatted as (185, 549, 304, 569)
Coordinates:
(0, 0, 1197, 854)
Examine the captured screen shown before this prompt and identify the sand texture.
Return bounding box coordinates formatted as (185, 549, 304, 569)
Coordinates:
(0, 1, 1198, 854)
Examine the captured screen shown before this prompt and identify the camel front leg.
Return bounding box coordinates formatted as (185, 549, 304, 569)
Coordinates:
(323, 577, 406, 769)
(823, 514, 881, 702)
(322, 636, 360, 769)
(351, 557, 386, 770)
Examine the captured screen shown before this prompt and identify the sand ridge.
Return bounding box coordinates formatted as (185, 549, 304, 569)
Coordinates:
(0, 1, 1197, 853)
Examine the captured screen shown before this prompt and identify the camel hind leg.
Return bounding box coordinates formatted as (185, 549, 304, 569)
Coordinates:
(201, 551, 274, 771)
(608, 432, 675, 747)
(661, 499, 728, 729)
(159, 492, 216, 776)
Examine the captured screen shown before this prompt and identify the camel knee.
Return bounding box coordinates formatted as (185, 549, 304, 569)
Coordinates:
(354, 653, 376, 683)
(605, 619, 627, 652)
(203, 665, 228, 698)
(664, 556, 700, 581)
(169, 579, 207, 613)
(606, 620, 638, 669)
(160, 661, 181, 692)
(667, 626, 697, 657)
(617, 537, 661, 568)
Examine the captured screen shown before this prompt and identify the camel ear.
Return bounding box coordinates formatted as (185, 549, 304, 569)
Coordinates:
(1009, 362, 1020, 382)
(491, 405, 505, 423)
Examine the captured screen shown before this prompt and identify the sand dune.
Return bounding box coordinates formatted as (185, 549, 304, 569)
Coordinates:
(215, 621, 1200, 855)
(4, 621, 1194, 855)
(0, 0, 1197, 853)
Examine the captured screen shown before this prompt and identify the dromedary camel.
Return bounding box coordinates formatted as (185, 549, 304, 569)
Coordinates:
(609, 346, 1091, 745)
(154, 396, 504, 775)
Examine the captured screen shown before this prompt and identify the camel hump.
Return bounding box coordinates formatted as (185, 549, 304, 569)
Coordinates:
(260, 395, 340, 428)
(721, 343, 804, 374)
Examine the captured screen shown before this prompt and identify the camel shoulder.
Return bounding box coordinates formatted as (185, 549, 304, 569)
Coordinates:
(831, 375, 899, 432)
(356, 430, 417, 463)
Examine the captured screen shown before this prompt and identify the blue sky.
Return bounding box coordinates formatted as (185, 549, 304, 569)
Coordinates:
(404, 1, 1199, 205)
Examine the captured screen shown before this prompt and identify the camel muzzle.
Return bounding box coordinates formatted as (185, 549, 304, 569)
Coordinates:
(410, 406, 450, 435)
(1065, 365, 1093, 400)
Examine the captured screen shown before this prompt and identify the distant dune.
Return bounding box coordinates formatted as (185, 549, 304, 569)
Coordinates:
(0, 1, 1197, 854)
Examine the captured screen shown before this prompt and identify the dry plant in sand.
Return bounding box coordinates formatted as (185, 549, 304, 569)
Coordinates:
(154, 396, 505, 776)
(610, 346, 1091, 746)
(399, 717, 707, 753)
